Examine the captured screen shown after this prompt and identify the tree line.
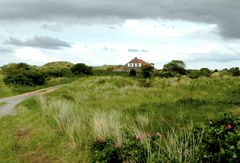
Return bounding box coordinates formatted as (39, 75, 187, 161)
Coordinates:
(1, 60, 240, 86)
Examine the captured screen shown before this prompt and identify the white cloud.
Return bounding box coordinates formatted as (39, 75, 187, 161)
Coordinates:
(14, 47, 58, 64)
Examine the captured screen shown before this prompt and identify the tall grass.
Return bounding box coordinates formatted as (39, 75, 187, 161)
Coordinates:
(0, 74, 12, 97)
(2, 75, 240, 162)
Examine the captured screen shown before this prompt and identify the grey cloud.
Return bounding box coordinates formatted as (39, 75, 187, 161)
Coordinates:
(128, 49, 148, 53)
(40, 24, 63, 32)
(103, 47, 114, 51)
(0, 47, 12, 53)
(186, 53, 240, 63)
(5, 36, 71, 49)
(0, 0, 240, 39)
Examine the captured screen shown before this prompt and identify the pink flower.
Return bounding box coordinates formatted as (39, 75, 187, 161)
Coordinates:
(226, 123, 234, 130)
(156, 132, 161, 138)
(135, 134, 142, 141)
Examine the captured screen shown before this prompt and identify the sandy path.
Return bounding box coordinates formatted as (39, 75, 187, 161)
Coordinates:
(0, 85, 63, 118)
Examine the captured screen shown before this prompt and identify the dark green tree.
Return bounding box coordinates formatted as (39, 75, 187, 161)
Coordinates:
(71, 63, 92, 75)
(163, 60, 186, 75)
(141, 64, 154, 78)
(129, 69, 137, 76)
(229, 67, 240, 76)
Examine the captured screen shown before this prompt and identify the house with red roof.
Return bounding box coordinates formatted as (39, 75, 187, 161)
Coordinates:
(113, 57, 154, 72)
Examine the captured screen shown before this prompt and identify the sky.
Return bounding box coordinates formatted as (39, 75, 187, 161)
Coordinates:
(0, 0, 240, 69)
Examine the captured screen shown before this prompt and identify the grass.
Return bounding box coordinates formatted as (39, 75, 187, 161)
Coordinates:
(0, 102, 7, 107)
(1, 75, 240, 162)
(0, 74, 78, 98)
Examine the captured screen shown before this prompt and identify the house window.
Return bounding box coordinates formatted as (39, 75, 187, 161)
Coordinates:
(135, 63, 141, 67)
(128, 63, 134, 67)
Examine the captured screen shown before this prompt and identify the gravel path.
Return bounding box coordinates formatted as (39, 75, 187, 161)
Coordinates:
(0, 85, 62, 118)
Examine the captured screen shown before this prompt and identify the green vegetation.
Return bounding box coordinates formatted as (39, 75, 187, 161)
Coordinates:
(0, 102, 7, 107)
(163, 60, 186, 75)
(2, 63, 46, 86)
(141, 64, 154, 78)
(71, 63, 92, 75)
(1, 75, 240, 162)
(41, 61, 74, 77)
(0, 73, 12, 97)
(129, 69, 137, 76)
(0, 62, 92, 98)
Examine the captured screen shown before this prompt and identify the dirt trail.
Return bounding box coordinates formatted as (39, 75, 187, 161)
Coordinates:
(0, 85, 63, 118)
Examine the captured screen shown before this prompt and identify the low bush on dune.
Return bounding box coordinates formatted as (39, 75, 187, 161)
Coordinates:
(195, 114, 240, 162)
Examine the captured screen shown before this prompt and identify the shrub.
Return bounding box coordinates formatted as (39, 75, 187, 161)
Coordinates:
(71, 63, 92, 75)
(2, 63, 46, 86)
(200, 68, 211, 77)
(129, 69, 137, 76)
(141, 64, 154, 78)
(188, 70, 201, 79)
(163, 60, 186, 75)
(90, 133, 161, 162)
(229, 67, 240, 76)
(195, 114, 240, 162)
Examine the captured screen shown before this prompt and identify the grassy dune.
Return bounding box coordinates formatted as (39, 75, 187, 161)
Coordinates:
(1, 76, 240, 162)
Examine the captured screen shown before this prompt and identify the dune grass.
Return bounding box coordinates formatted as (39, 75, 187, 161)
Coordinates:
(0, 102, 7, 107)
(1, 76, 240, 162)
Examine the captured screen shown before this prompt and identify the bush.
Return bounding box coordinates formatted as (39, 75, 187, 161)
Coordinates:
(187, 70, 200, 79)
(163, 60, 186, 75)
(90, 133, 161, 162)
(129, 69, 137, 76)
(229, 67, 240, 76)
(71, 63, 92, 75)
(2, 63, 46, 86)
(200, 68, 211, 77)
(141, 64, 154, 78)
(195, 114, 240, 162)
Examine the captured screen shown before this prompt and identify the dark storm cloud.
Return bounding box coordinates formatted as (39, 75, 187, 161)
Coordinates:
(5, 36, 71, 49)
(0, 0, 239, 39)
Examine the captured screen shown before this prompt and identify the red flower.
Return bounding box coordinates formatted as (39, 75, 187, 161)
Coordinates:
(156, 132, 161, 138)
(136, 134, 142, 141)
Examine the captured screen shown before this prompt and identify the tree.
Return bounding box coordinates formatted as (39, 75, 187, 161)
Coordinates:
(229, 67, 240, 76)
(141, 64, 154, 78)
(163, 60, 186, 75)
(129, 69, 137, 76)
(71, 63, 92, 75)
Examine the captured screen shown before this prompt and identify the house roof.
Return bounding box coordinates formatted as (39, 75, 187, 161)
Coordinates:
(126, 57, 147, 64)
